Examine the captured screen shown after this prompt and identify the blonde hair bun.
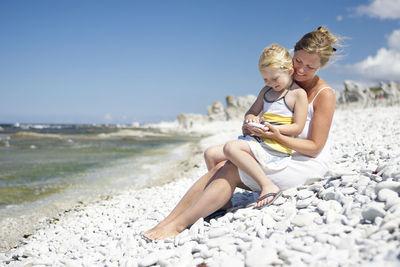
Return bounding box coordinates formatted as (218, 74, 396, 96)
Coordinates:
(295, 26, 341, 66)
(258, 44, 293, 71)
(317, 26, 339, 46)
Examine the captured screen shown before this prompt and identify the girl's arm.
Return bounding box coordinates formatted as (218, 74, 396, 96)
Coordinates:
(242, 87, 268, 135)
(244, 87, 267, 121)
(273, 88, 308, 136)
(253, 88, 335, 157)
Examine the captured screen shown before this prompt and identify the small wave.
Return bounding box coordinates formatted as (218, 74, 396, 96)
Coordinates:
(14, 124, 63, 130)
(11, 129, 172, 140)
(12, 131, 65, 139)
(97, 129, 169, 139)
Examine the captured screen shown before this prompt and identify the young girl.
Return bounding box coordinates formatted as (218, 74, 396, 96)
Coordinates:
(222, 44, 308, 208)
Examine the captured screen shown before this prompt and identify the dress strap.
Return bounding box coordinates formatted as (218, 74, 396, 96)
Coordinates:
(264, 84, 291, 103)
(311, 87, 332, 104)
(282, 87, 290, 98)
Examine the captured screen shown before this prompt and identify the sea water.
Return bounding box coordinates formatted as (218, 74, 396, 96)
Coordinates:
(0, 123, 201, 250)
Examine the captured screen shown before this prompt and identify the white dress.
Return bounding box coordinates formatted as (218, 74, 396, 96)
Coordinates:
(238, 87, 333, 191)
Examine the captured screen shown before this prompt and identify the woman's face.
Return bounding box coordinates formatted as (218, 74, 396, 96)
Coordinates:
(293, 50, 321, 82)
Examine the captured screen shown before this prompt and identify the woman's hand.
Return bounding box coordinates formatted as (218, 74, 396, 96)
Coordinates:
(260, 122, 281, 140)
(250, 122, 281, 139)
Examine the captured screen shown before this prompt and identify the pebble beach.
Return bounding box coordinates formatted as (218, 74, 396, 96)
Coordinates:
(1, 105, 400, 267)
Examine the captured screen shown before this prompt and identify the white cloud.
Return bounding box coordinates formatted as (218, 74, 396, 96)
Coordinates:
(388, 29, 400, 49)
(337, 15, 343, 21)
(348, 1, 400, 81)
(356, 0, 400, 19)
(352, 48, 400, 80)
(348, 29, 400, 81)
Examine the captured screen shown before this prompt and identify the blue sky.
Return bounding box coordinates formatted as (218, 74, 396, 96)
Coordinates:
(1, 0, 400, 124)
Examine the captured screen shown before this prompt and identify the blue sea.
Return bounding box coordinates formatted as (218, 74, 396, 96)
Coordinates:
(0, 123, 201, 249)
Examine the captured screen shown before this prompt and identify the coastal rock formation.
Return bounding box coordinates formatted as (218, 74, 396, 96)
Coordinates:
(225, 95, 257, 120)
(338, 80, 374, 106)
(337, 80, 400, 107)
(178, 95, 257, 128)
(177, 113, 209, 129)
(380, 81, 400, 105)
(207, 101, 226, 121)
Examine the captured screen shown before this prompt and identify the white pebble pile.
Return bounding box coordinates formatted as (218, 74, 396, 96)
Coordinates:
(1, 106, 400, 266)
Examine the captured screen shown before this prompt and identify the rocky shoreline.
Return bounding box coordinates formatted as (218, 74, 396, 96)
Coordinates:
(1, 105, 400, 266)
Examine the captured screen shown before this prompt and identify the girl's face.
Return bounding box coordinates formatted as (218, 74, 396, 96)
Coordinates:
(259, 67, 293, 92)
(293, 50, 321, 82)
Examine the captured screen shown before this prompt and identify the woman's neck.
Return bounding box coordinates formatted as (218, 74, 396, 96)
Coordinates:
(286, 77, 294, 90)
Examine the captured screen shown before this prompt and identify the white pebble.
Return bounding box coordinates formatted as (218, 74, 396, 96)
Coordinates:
(291, 213, 314, 227)
(378, 188, 399, 201)
(362, 204, 386, 222)
(207, 227, 229, 239)
(245, 247, 278, 267)
(297, 190, 314, 200)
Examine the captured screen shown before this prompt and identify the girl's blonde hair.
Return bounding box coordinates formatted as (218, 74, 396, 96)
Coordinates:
(258, 44, 293, 71)
(295, 26, 340, 66)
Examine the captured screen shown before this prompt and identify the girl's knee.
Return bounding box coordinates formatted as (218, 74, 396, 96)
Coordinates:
(204, 145, 220, 162)
(223, 140, 239, 158)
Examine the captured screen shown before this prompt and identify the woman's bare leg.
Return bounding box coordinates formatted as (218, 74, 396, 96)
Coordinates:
(144, 161, 227, 237)
(145, 161, 244, 241)
(204, 144, 226, 171)
(224, 140, 280, 208)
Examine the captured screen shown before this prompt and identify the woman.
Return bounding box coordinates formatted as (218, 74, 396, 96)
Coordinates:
(144, 26, 339, 241)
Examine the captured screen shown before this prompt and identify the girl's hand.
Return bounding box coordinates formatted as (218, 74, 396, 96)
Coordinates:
(242, 115, 261, 135)
(243, 121, 268, 137)
(242, 123, 251, 136)
(244, 114, 261, 124)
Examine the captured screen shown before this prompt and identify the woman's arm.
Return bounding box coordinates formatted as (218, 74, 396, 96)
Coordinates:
(273, 88, 308, 136)
(253, 88, 336, 157)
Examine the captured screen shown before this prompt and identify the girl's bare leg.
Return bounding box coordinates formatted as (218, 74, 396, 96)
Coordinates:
(144, 161, 227, 237)
(145, 161, 244, 241)
(224, 140, 280, 208)
(204, 144, 226, 171)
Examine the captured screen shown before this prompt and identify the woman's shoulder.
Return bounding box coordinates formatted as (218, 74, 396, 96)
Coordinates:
(315, 77, 333, 92)
(314, 79, 335, 99)
(313, 79, 336, 108)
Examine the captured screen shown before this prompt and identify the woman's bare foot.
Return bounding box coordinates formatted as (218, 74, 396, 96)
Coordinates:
(143, 221, 183, 241)
(142, 226, 158, 240)
(253, 183, 280, 208)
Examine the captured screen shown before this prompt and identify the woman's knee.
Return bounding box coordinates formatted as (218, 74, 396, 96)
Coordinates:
(204, 145, 221, 161)
(203, 146, 214, 161)
(219, 161, 241, 184)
